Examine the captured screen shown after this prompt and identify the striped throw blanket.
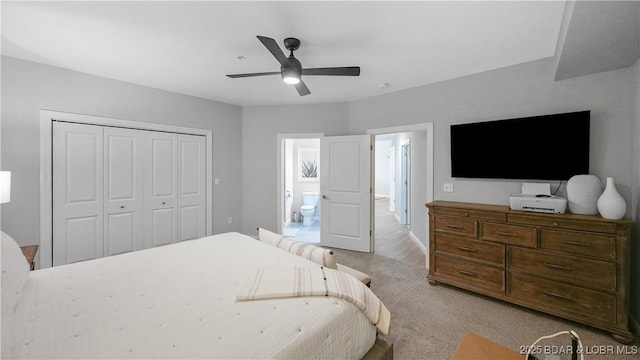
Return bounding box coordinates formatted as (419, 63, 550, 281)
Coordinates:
(236, 266, 390, 334)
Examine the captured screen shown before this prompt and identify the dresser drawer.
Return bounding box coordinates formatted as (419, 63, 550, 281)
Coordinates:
(434, 255, 505, 293)
(480, 222, 537, 247)
(508, 214, 617, 234)
(509, 247, 615, 290)
(434, 234, 505, 266)
(509, 273, 615, 324)
(540, 229, 615, 261)
(432, 207, 506, 222)
(434, 216, 477, 237)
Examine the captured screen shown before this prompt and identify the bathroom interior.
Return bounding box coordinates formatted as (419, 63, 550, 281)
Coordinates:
(283, 138, 320, 243)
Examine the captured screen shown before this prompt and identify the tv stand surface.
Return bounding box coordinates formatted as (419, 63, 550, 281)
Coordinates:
(426, 201, 633, 343)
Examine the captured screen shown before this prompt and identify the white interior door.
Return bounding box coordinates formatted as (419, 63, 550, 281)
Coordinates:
(401, 143, 410, 225)
(177, 134, 206, 242)
(144, 131, 178, 247)
(320, 135, 372, 252)
(389, 146, 396, 212)
(104, 127, 144, 256)
(52, 122, 104, 265)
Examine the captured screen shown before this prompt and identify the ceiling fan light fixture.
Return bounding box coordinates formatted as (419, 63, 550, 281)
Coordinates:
(281, 68, 301, 84)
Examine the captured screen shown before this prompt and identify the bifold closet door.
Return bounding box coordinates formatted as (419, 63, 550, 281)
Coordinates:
(178, 134, 206, 241)
(53, 122, 104, 266)
(104, 127, 145, 255)
(144, 131, 179, 248)
(53, 123, 207, 265)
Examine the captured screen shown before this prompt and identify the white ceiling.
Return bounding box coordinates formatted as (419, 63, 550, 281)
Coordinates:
(1, 1, 566, 107)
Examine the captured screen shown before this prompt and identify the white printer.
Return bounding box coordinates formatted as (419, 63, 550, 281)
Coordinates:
(509, 194, 567, 214)
(509, 183, 567, 214)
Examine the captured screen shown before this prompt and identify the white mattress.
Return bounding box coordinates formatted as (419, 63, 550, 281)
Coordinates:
(4, 232, 376, 359)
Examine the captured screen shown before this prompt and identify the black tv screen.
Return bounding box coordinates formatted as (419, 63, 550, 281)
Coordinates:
(450, 111, 590, 180)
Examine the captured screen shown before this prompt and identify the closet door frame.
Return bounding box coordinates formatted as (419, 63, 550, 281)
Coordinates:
(40, 110, 213, 269)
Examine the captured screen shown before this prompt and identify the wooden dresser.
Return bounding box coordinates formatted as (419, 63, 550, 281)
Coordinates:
(426, 201, 633, 343)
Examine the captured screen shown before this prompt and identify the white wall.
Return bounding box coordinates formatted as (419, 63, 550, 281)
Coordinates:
(348, 58, 635, 214)
(0, 56, 243, 249)
(241, 104, 349, 235)
(374, 138, 392, 197)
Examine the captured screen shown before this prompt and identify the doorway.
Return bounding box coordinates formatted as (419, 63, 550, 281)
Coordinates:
(277, 134, 322, 244)
(369, 124, 433, 268)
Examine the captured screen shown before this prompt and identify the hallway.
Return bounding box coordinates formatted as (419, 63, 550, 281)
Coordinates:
(374, 197, 426, 267)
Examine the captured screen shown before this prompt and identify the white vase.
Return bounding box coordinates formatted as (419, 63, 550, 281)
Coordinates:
(597, 177, 626, 220)
(566, 174, 601, 215)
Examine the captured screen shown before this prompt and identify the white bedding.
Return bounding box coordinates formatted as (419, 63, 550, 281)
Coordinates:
(3, 232, 376, 359)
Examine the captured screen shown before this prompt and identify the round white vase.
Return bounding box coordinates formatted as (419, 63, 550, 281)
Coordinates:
(566, 174, 601, 215)
(597, 177, 626, 220)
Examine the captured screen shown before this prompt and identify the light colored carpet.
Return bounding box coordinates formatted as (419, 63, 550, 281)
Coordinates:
(331, 249, 639, 360)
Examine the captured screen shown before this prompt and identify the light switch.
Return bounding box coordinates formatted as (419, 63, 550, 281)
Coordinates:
(444, 183, 454, 193)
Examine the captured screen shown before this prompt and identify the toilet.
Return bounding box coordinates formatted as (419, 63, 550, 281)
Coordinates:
(300, 192, 319, 226)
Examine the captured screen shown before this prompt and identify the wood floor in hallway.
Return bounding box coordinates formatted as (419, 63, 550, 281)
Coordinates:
(374, 197, 426, 267)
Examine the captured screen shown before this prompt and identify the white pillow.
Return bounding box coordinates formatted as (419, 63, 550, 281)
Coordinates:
(258, 227, 284, 246)
(1, 231, 30, 315)
(258, 228, 337, 270)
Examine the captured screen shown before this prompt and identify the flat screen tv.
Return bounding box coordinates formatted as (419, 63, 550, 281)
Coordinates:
(450, 111, 590, 180)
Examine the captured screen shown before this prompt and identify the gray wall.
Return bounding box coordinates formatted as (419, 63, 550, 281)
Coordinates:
(241, 104, 349, 235)
(0, 56, 243, 249)
(348, 58, 635, 212)
(348, 56, 638, 327)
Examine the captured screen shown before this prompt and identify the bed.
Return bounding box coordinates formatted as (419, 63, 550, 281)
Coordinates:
(1, 231, 389, 359)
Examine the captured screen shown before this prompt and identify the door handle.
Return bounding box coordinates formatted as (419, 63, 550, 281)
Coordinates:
(496, 231, 518, 237)
(544, 263, 572, 271)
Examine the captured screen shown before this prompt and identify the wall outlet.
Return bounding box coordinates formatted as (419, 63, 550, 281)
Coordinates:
(214, 178, 220, 185)
(444, 183, 454, 193)
(227, 217, 233, 224)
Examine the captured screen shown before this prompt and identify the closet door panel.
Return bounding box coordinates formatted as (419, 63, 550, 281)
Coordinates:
(104, 127, 144, 255)
(144, 132, 178, 248)
(53, 122, 104, 266)
(151, 208, 175, 246)
(178, 135, 206, 242)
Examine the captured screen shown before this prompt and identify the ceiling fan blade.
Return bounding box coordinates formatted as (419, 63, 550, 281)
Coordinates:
(226, 71, 280, 78)
(257, 36, 287, 65)
(295, 80, 311, 96)
(302, 66, 360, 76)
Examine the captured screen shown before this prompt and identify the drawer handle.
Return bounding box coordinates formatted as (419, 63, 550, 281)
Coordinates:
(457, 270, 476, 277)
(544, 262, 572, 271)
(563, 240, 591, 247)
(457, 246, 476, 253)
(447, 224, 465, 230)
(464, 212, 469, 217)
(496, 231, 518, 237)
(543, 291, 572, 301)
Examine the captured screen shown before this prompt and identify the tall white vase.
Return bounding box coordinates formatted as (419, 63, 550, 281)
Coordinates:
(566, 174, 601, 215)
(597, 177, 626, 220)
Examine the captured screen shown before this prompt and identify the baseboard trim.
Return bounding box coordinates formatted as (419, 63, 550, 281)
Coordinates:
(409, 231, 427, 253)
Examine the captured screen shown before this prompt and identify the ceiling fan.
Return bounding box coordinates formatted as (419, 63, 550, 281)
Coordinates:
(226, 36, 361, 96)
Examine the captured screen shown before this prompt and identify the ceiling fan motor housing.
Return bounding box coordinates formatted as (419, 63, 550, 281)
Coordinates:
(281, 56, 302, 83)
(283, 37, 301, 51)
